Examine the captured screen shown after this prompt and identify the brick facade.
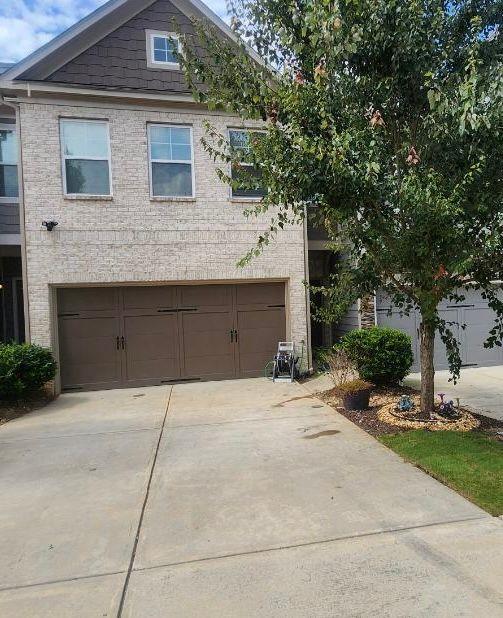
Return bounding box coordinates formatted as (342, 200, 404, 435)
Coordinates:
(18, 100, 309, 366)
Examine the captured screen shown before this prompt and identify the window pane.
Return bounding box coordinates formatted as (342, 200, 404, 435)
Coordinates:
(62, 121, 109, 158)
(229, 130, 249, 152)
(154, 48, 168, 63)
(152, 162, 192, 196)
(153, 36, 167, 51)
(171, 144, 191, 161)
(149, 126, 191, 161)
(170, 127, 190, 145)
(149, 125, 170, 143)
(153, 35, 178, 63)
(0, 130, 17, 165)
(151, 142, 171, 160)
(231, 164, 266, 198)
(65, 159, 110, 195)
(0, 164, 18, 198)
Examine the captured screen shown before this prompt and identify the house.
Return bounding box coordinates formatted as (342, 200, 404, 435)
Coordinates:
(0, 0, 315, 392)
(0, 0, 500, 392)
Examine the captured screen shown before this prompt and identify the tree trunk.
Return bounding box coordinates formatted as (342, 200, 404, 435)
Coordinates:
(419, 320, 435, 416)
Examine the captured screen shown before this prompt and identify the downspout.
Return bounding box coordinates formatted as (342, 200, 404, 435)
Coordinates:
(302, 206, 313, 372)
(2, 96, 31, 342)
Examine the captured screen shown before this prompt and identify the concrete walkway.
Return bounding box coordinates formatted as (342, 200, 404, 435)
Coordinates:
(405, 365, 503, 421)
(0, 379, 502, 617)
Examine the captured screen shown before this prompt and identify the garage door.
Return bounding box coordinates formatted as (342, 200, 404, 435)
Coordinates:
(376, 289, 503, 371)
(57, 283, 286, 391)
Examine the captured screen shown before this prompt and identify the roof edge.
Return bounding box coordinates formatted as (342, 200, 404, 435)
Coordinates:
(0, 0, 263, 86)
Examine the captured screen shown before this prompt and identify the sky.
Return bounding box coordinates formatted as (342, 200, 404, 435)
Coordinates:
(0, 0, 228, 64)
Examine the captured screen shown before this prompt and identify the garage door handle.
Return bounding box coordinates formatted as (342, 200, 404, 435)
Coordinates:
(230, 330, 234, 343)
(178, 307, 197, 312)
(234, 329, 238, 342)
(116, 336, 120, 350)
(121, 336, 126, 350)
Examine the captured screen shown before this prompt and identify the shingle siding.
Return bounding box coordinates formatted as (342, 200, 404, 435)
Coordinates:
(19, 101, 309, 364)
(47, 0, 207, 93)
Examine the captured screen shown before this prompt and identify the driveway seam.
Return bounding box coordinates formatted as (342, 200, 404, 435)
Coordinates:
(0, 569, 127, 593)
(131, 514, 491, 574)
(116, 386, 173, 618)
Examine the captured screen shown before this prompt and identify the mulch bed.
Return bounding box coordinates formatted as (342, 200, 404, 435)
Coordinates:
(0, 386, 54, 426)
(318, 385, 503, 438)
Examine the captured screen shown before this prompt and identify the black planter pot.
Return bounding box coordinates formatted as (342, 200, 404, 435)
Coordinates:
(342, 388, 372, 411)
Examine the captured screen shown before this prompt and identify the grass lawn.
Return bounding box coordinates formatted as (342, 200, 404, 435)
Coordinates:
(379, 430, 503, 516)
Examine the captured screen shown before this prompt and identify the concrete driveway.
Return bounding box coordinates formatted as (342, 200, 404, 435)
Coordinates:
(0, 379, 502, 617)
(406, 365, 503, 421)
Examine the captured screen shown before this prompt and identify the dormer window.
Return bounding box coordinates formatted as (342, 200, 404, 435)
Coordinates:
(146, 30, 181, 70)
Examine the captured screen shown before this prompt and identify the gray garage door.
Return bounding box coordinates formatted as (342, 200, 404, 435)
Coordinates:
(58, 283, 286, 391)
(376, 288, 503, 371)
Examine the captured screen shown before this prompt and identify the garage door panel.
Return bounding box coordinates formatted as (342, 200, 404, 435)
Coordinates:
(58, 287, 118, 314)
(237, 308, 286, 377)
(181, 311, 235, 379)
(236, 282, 285, 307)
(123, 315, 180, 383)
(179, 285, 233, 310)
(433, 308, 460, 370)
(58, 316, 121, 390)
(464, 308, 503, 366)
(122, 286, 176, 311)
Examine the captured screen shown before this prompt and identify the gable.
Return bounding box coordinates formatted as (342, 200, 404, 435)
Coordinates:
(44, 0, 204, 93)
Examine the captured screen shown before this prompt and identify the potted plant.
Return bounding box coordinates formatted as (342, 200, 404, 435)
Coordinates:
(336, 379, 374, 411)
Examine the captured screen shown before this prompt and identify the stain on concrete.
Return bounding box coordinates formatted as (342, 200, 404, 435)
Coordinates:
(303, 430, 341, 439)
(273, 395, 315, 408)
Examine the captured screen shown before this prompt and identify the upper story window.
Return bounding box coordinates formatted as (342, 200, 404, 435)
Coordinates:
(0, 125, 19, 202)
(229, 129, 266, 199)
(146, 30, 181, 70)
(60, 119, 112, 196)
(148, 124, 194, 198)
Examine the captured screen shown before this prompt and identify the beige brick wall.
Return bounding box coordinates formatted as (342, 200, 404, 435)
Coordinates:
(19, 100, 309, 365)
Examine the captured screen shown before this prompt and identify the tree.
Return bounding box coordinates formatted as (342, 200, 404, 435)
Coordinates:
(179, 0, 503, 414)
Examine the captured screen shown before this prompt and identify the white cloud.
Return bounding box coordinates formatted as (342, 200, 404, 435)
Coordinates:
(0, 0, 229, 63)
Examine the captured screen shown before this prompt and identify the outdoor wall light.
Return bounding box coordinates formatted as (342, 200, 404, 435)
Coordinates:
(42, 221, 59, 232)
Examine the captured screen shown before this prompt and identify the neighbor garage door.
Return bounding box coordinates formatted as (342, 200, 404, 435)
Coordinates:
(57, 283, 286, 391)
(376, 288, 503, 371)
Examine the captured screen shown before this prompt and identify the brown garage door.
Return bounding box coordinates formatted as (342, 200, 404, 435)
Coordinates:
(58, 283, 286, 391)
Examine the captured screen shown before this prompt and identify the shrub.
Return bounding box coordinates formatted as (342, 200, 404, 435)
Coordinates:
(312, 346, 332, 372)
(325, 347, 355, 388)
(335, 379, 373, 394)
(340, 326, 414, 386)
(0, 343, 57, 399)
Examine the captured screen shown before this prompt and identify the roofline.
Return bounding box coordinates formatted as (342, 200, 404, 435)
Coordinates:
(0, 0, 134, 81)
(0, 0, 263, 84)
(1, 80, 198, 104)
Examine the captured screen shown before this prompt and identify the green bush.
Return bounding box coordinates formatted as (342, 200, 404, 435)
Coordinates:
(0, 343, 57, 399)
(340, 326, 414, 385)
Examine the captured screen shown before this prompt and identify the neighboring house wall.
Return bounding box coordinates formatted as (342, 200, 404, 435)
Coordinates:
(0, 116, 19, 236)
(19, 100, 309, 354)
(333, 301, 360, 339)
(46, 0, 204, 93)
(0, 203, 20, 235)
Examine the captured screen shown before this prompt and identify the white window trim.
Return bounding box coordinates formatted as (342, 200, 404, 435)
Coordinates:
(60, 118, 113, 198)
(147, 123, 195, 199)
(0, 123, 19, 204)
(146, 30, 182, 70)
(228, 128, 266, 201)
